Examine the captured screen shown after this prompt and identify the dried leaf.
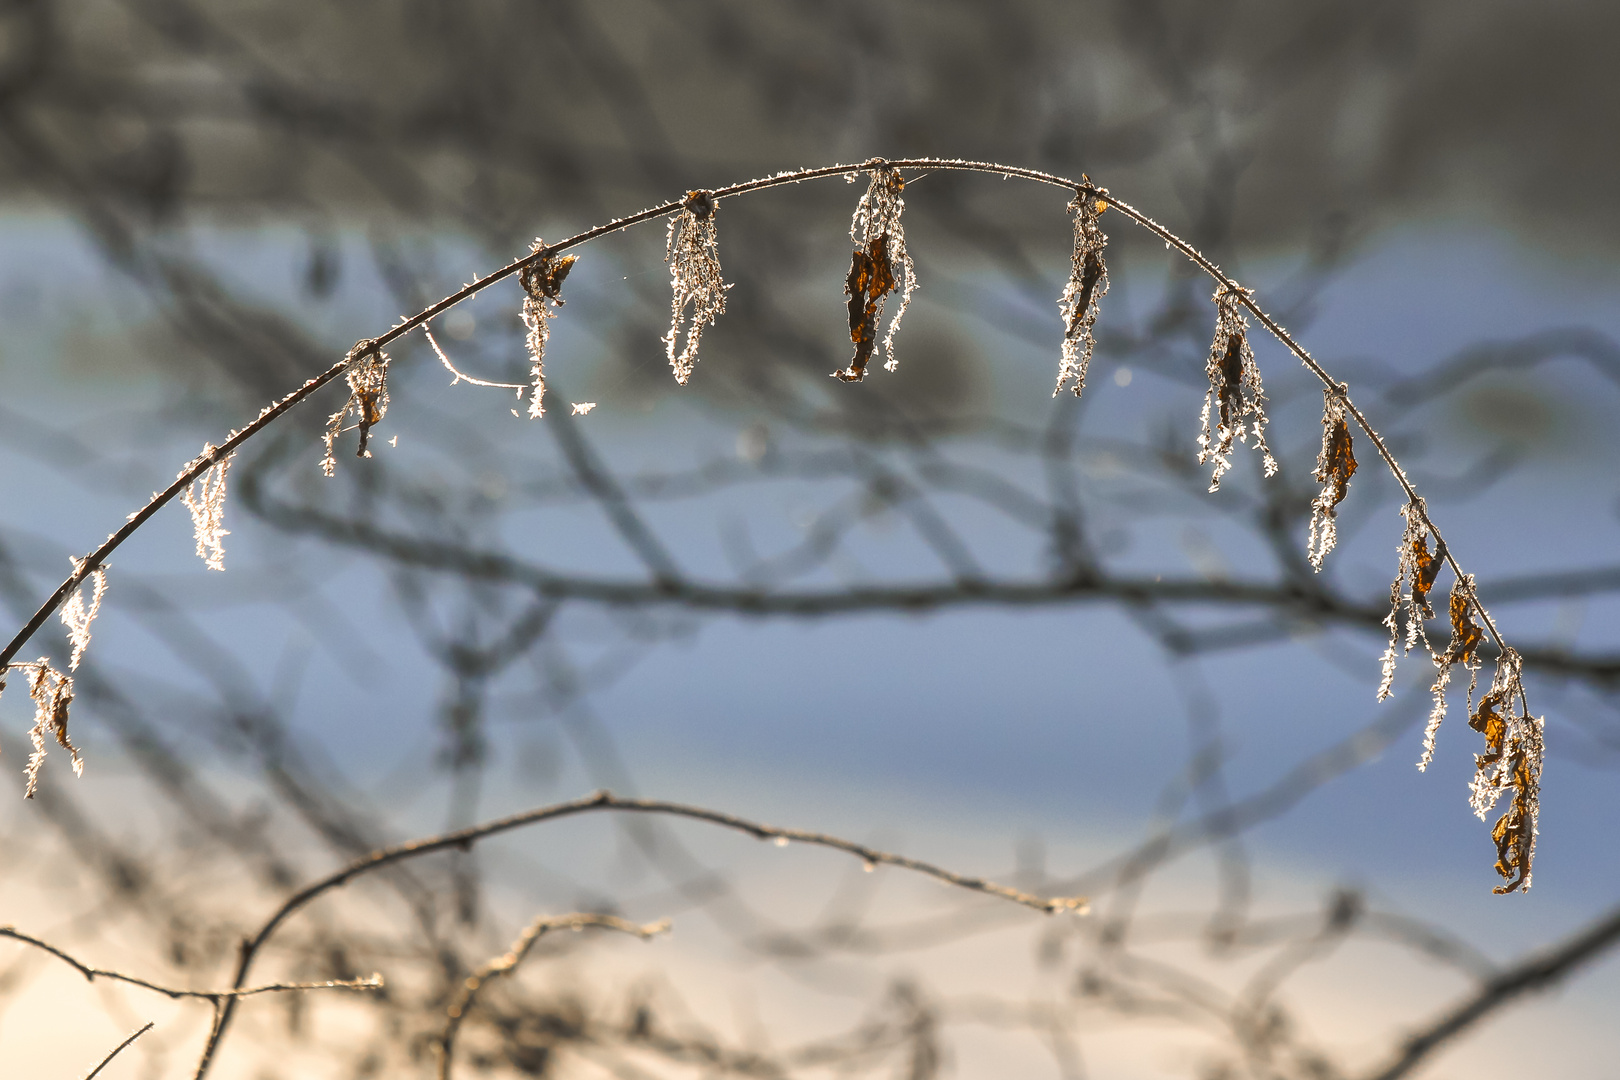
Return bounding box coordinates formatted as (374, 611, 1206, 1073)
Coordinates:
(1419, 575, 1486, 772)
(518, 243, 576, 418)
(664, 191, 729, 385)
(1464, 648, 1542, 893)
(1411, 534, 1443, 619)
(1307, 387, 1357, 570)
(321, 342, 391, 475)
(834, 165, 915, 380)
(23, 660, 81, 798)
(1196, 285, 1277, 491)
(1447, 577, 1485, 667)
(1378, 501, 1442, 701)
(837, 235, 897, 382)
(1053, 181, 1110, 398)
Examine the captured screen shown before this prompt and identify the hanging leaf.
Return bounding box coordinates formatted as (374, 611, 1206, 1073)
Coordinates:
(664, 190, 729, 385)
(1307, 387, 1357, 570)
(834, 165, 915, 380)
(1053, 180, 1109, 398)
(1196, 284, 1277, 491)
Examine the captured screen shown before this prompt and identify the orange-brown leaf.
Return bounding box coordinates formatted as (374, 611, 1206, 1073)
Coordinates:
(836, 234, 897, 382)
(1468, 689, 1507, 766)
(1317, 417, 1356, 509)
(1410, 534, 1444, 619)
(1448, 585, 1485, 666)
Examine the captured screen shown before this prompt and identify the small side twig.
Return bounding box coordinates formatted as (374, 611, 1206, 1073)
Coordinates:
(437, 912, 670, 1080)
(193, 789, 1088, 1079)
(82, 1020, 154, 1080)
(0, 926, 383, 1002)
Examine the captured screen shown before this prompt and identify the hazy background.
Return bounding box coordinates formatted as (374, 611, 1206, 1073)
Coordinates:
(1, 2, 1619, 1076)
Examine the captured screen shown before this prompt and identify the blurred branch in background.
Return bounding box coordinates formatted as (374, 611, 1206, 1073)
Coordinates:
(1, 0, 1619, 1076)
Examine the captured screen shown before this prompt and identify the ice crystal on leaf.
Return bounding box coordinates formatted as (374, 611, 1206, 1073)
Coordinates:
(1378, 501, 1445, 701)
(664, 191, 729, 385)
(518, 242, 576, 417)
(322, 342, 391, 475)
(181, 444, 233, 571)
(1196, 285, 1277, 492)
(21, 660, 81, 798)
(1307, 386, 1356, 570)
(1054, 182, 1109, 398)
(835, 165, 916, 381)
(1465, 648, 1542, 893)
(59, 557, 106, 672)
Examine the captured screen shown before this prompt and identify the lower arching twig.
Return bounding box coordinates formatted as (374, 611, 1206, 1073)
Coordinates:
(437, 912, 670, 1080)
(191, 789, 1089, 1079)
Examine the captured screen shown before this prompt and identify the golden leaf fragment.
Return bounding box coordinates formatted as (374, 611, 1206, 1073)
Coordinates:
(1447, 581, 1485, 667)
(1420, 574, 1489, 771)
(1307, 388, 1357, 570)
(1464, 649, 1542, 893)
(836, 235, 898, 382)
(1410, 533, 1444, 619)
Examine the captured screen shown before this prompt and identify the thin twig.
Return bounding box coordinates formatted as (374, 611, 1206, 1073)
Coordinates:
(0, 926, 382, 1001)
(424, 325, 526, 391)
(82, 1020, 154, 1080)
(438, 912, 670, 1080)
(192, 789, 1087, 1078)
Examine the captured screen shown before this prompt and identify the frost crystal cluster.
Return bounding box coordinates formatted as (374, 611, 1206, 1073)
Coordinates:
(59, 557, 106, 672)
(1196, 284, 1277, 492)
(518, 242, 577, 417)
(664, 191, 729, 385)
(1054, 186, 1109, 397)
(181, 444, 234, 571)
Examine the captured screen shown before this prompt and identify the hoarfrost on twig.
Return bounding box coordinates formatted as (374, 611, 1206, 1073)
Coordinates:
(59, 557, 106, 671)
(1196, 285, 1277, 491)
(1054, 182, 1109, 398)
(836, 164, 917, 381)
(664, 191, 728, 385)
(181, 444, 234, 572)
